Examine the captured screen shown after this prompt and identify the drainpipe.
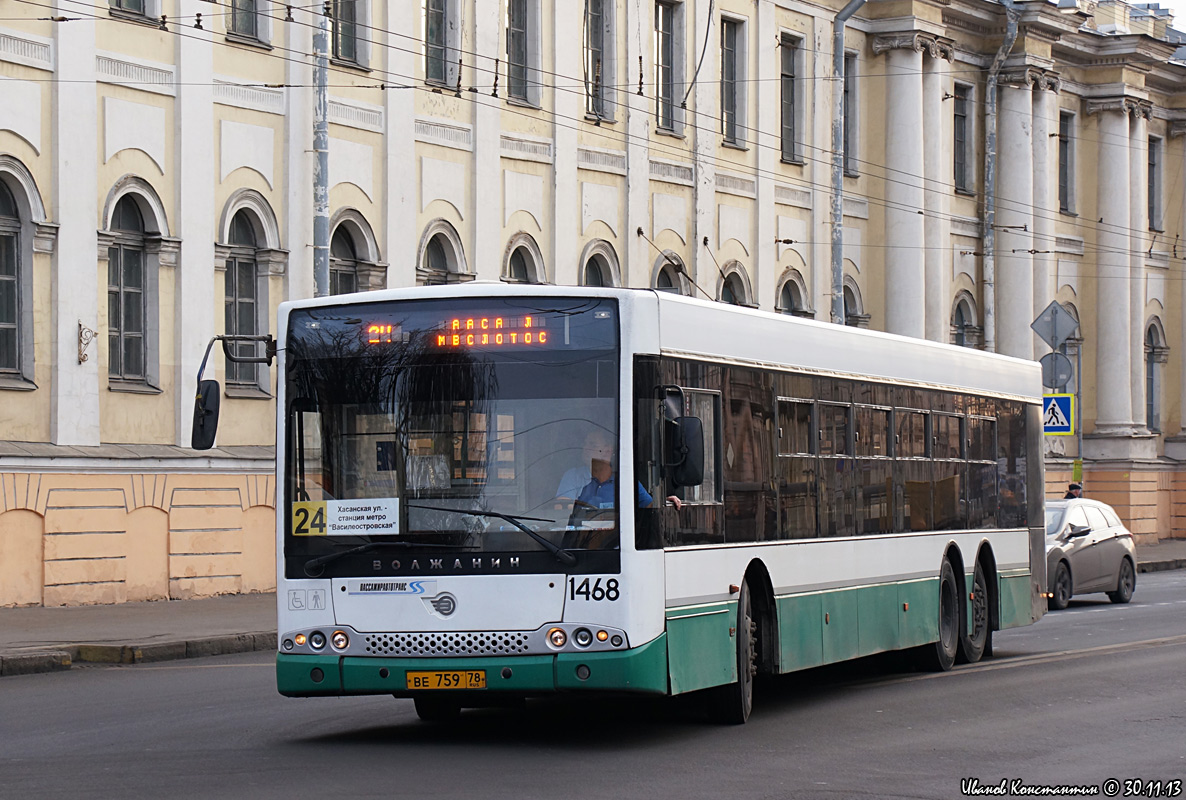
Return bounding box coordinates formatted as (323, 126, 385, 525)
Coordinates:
(981, 0, 1020, 352)
(830, 0, 865, 325)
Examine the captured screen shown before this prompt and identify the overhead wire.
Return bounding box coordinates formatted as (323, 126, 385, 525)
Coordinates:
(7, 0, 1185, 271)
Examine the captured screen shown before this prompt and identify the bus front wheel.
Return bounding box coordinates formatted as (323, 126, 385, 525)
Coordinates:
(708, 579, 756, 724)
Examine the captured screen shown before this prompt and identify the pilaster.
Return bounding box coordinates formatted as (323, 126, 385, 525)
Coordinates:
(472, 1, 502, 280)
(690, 0, 718, 295)
(754, 0, 777, 311)
(1031, 76, 1059, 357)
(283, 9, 314, 301)
(552, 1, 581, 286)
(50, 0, 99, 446)
(174, 0, 216, 447)
(384, 0, 418, 288)
(624, 0, 651, 289)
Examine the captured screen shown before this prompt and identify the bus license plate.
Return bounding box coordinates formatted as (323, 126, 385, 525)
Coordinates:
(406, 670, 486, 690)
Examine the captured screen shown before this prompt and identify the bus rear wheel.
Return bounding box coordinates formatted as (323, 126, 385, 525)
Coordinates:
(413, 695, 461, 722)
(708, 579, 756, 724)
(958, 560, 992, 664)
(919, 558, 959, 672)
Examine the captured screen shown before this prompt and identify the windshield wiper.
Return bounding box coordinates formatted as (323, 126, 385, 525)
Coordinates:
(303, 540, 465, 577)
(407, 503, 576, 566)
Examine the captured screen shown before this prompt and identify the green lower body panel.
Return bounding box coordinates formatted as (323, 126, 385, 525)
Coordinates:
(665, 603, 735, 695)
(772, 578, 940, 677)
(276, 635, 669, 698)
(997, 572, 1033, 630)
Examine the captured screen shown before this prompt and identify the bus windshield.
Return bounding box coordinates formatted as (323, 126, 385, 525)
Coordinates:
(282, 297, 620, 577)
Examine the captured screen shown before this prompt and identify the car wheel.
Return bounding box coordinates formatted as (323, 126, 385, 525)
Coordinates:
(919, 558, 959, 672)
(1050, 561, 1072, 610)
(708, 579, 756, 724)
(959, 560, 991, 664)
(414, 695, 461, 722)
(1107, 558, 1135, 604)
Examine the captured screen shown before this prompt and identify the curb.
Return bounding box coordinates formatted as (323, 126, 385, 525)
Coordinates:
(1138, 559, 1186, 574)
(0, 632, 276, 677)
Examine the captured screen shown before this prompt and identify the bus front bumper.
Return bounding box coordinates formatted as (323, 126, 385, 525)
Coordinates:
(276, 633, 669, 698)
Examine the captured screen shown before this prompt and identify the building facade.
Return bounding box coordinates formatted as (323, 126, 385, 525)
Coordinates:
(1, 0, 1183, 605)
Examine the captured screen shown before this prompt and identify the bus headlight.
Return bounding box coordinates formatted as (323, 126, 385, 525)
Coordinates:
(294, 633, 307, 646)
(309, 631, 326, 650)
(547, 627, 567, 648)
(331, 630, 349, 650)
(573, 628, 593, 647)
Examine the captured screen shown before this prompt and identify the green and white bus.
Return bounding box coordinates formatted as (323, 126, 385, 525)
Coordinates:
(196, 284, 1046, 723)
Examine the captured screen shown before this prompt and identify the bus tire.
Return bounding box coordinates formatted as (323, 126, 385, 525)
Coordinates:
(959, 560, 991, 664)
(708, 579, 756, 724)
(919, 558, 959, 672)
(413, 695, 461, 722)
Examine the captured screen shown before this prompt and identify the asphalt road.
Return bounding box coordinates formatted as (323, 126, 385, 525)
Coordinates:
(3, 572, 1185, 800)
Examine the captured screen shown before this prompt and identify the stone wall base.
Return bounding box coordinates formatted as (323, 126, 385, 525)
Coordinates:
(0, 471, 275, 608)
(1046, 459, 1185, 548)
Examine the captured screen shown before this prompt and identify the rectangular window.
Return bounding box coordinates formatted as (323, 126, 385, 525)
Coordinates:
(224, 259, 257, 385)
(720, 19, 739, 143)
(586, 0, 606, 116)
(0, 233, 17, 372)
(953, 84, 969, 191)
(425, 0, 447, 85)
(777, 399, 813, 456)
(1149, 136, 1162, 230)
(110, 0, 146, 15)
(855, 406, 890, 457)
(1058, 112, 1073, 213)
(780, 35, 797, 161)
(507, 0, 529, 101)
(229, 0, 258, 38)
(332, 0, 358, 63)
(843, 53, 857, 174)
(819, 403, 850, 456)
(655, 1, 676, 130)
(108, 245, 146, 380)
(681, 389, 721, 504)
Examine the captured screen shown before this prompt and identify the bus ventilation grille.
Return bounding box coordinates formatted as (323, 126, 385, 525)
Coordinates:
(364, 632, 532, 657)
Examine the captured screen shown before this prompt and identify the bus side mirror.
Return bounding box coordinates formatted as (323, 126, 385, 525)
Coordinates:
(667, 416, 704, 487)
(191, 379, 221, 450)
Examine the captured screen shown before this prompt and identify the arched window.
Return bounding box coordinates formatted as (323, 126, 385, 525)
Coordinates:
(224, 210, 259, 386)
(777, 281, 801, 316)
(503, 234, 544, 284)
(418, 220, 468, 286)
(1145, 323, 1167, 433)
(425, 235, 449, 278)
(108, 195, 147, 381)
(583, 259, 605, 287)
(953, 299, 971, 347)
(508, 247, 530, 282)
(0, 181, 19, 374)
(654, 252, 685, 294)
(842, 285, 860, 327)
(330, 226, 358, 295)
(721, 273, 743, 305)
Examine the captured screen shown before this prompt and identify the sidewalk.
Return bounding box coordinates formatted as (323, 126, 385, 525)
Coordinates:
(3, 539, 1186, 677)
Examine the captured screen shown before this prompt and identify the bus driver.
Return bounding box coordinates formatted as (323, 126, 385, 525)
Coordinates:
(557, 430, 681, 516)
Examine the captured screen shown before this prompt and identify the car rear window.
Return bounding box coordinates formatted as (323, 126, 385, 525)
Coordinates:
(1101, 506, 1123, 527)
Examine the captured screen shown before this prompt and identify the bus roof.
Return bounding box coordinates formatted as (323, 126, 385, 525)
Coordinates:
(278, 284, 1042, 402)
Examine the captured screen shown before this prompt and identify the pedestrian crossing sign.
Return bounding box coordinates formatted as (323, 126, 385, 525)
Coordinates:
(1043, 394, 1074, 435)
